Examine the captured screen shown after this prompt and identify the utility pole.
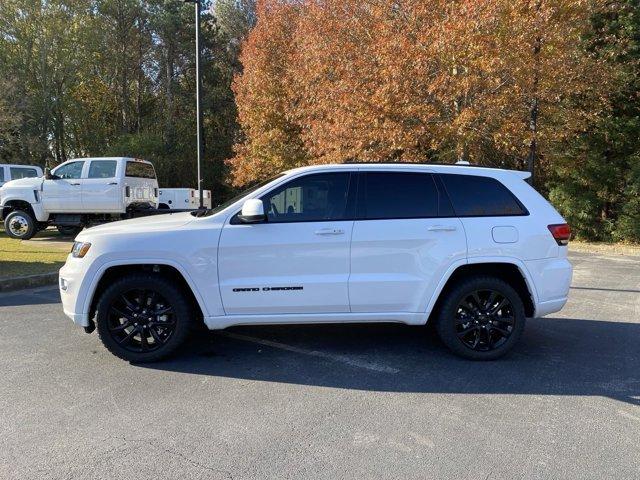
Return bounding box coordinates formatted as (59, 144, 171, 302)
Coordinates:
(184, 0, 204, 208)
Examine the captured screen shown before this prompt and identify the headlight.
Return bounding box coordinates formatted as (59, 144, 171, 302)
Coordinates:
(71, 241, 91, 258)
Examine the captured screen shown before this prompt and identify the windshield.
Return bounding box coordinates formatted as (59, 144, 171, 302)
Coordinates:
(191, 174, 285, 218)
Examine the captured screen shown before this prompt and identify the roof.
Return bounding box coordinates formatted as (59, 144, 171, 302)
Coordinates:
(284, 163, 532, 180)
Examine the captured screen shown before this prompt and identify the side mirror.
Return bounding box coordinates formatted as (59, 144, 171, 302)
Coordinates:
(238, 199, 266, 223)
(44, 168, 59, 180)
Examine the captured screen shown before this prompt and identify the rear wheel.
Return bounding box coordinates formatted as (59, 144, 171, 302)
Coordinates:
(95, 274, 194, 362)
(4, 210, 36, 240)
(435, 276, 526, 360)
(57, 225, 83, 237)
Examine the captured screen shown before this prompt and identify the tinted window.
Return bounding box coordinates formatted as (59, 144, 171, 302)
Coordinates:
(88, 160, 117, 178)
(0, 168, 4, 182)
(440, 174, 526, 216)
(53, 161, 84, 179)
(360, 172, 439, 219)
(125, 161, 156, 179)
(262, 172, 351, 222)
(10, 167, 39, 180)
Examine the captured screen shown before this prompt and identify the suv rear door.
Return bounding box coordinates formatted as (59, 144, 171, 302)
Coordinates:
(218, 171, 356, 315)
(349, 170, 467, 313)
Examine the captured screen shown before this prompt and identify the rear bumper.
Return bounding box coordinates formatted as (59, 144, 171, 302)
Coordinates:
(525, 257, 573, 318)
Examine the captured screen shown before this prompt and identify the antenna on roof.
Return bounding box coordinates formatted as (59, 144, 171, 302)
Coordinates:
(455, 160, 470, 165)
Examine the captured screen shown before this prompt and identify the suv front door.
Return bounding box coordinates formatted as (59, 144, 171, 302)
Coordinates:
(218, 171, 355, 316)
(349, 170, 467, 313)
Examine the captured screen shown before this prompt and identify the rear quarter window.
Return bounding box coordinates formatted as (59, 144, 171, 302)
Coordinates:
(125, 161, 156, 179)
(439, 174, 527, 217)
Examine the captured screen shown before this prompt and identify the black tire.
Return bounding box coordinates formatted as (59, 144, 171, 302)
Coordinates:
(95, 274, 194, 362)
(435, 275, 526, 360)
(4, 210, 36, 240)
(57, 225, 83, 237)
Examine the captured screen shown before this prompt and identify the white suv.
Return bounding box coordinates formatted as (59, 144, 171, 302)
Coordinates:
(59, 163, 572, 362)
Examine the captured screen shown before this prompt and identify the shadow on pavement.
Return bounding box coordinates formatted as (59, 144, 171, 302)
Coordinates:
(0, 287, 60, 306)
(141, 318, 640, 407)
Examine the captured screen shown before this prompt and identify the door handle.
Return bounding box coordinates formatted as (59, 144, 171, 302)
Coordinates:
(314, 228, 345, 235)
(70, 183, 80, 186)
(427, 225, 457, 232)
(108, 182, 118, 185)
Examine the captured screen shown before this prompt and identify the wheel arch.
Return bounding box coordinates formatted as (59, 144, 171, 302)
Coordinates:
(2, 199, 36, 220)
(86, 262, 207, 326)
(426, 259, 537, 323)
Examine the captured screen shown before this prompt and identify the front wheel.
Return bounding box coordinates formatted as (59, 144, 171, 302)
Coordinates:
(435, 276, 526, 360)
(95, 274, 194, 362)
(4, 210, 36, 240)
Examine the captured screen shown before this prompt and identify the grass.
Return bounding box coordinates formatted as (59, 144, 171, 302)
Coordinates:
(0, 229, 71, 279)
(569, 240, 640, 257)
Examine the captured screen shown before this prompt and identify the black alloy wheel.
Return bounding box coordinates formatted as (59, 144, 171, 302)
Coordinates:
(107, 289, 176, 353)
(95, 274, 193, 362)
(435, 276, 526, 360)
(454, 289, 515, 352)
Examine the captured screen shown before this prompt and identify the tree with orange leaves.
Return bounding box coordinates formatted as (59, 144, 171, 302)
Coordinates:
(229, 0, 610, 186)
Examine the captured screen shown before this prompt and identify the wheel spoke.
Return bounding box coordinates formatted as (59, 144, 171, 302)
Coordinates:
(457, 325, 478, 337)
(148, 325, 165, 345)
(117, 328, 137, 345)
(121, 294, 137, 311)
(485, 291, 497, 310)
(109, 321, 131, 332)
(495, 315, 515, 325)
(490, 325, 511, 336)
(110, 306, 132, 320)
(490, 298, 508, 315)
(139, 330, 149, 351)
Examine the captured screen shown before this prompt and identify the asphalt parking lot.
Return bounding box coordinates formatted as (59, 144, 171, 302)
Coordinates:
(1, 251, 639, 479)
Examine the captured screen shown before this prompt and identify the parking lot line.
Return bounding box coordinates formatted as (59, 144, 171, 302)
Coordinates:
(219, 331, 400, 374)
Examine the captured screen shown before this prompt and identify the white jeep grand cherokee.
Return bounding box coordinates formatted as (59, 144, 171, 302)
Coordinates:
(59, 163, 572, 362)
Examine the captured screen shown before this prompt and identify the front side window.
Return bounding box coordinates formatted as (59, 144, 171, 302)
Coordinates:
(439, 174, 527, 217)
(125, 161, 156, 179)
(10, 167, 39, 180)
(53, 161, 84, 180)
(88, 160, 117, 179)
(261, 172, 351, 222)
(359, 172, 439, 219)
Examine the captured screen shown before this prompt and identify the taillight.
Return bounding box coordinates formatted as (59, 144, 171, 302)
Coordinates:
(548, 223, 571, 246)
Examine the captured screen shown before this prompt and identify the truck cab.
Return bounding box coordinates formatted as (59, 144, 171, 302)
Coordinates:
(0, 157, 158, 240)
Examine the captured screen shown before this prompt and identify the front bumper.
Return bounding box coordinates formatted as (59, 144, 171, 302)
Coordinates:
(59, 260, 91, 327)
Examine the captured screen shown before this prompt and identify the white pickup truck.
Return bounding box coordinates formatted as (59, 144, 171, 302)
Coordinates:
(0, 157, 158, 240)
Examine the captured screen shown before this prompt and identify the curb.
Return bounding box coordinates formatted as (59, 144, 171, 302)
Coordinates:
(0, 272, 58, 293)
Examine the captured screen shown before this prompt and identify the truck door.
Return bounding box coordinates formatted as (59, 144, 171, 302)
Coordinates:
(218, 171, 355, 316)
(43, 161, 86, 212)
(82, 160, 121, 212)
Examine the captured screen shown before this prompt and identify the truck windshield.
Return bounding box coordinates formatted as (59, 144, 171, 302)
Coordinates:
(192, 174, 285, 217)
(125, 161, 156, 179)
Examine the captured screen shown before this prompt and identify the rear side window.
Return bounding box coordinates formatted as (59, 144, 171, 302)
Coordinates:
(10, 167, 39, 180)
(88, 160, 117, 178)
(0, 168, 4, 182)
(125, 161, 156, 179)
(359, 172, 439, 219)
(439, 174, 527, 217)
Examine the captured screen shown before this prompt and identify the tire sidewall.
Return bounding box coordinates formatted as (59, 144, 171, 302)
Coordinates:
(95, 275, 192, 363)
(436, 276, 526, 360)
(4, 210, 36, 240)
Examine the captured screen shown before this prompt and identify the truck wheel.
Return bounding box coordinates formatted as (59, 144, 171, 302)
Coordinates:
(4, 210, 36, 240)
(434, 276, 526, 360)
(57, 225, 83, 237)
(95, 274, 194, 363)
